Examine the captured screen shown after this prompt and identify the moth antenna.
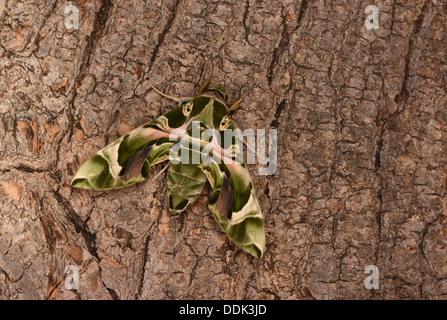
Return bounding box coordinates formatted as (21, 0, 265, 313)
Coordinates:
(198, 66, 213, 94)
(228, 89, 251, 111)
(148, 83, 195, 104)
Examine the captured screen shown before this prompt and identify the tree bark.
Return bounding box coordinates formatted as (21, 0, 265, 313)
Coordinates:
(0, 0, 446, 299)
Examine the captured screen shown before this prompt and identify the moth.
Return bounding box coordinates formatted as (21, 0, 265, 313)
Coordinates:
(71, 71, 265, 258)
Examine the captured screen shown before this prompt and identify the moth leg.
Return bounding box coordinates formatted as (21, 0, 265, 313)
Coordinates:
(228, 90, 251, 111)
(149, 83, 195, 104)
(198, 66, 213, 94)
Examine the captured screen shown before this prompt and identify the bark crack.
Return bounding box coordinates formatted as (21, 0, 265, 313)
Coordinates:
(52, 191, 99, 260)
(267, 9, 289, 86)
(74, 0, 113, 87)
(242, 0, 250, 44)
(373, 116, 385, 272)
(267, 0, 308, 85)
(31, 0, 58, 54)
(375, 0, 430, 270)
(270, 99, 287, 128)
(52, 190, 120, 300)
(0, 165, 47, 174)
(295, 0, 309, 31)
(393, 0, 429, 106)
(148, 0, 182, 72)
(137, 0, 182, 98)
(136, 218, 159, 299)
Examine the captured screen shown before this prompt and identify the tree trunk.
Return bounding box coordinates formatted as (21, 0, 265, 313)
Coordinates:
(1, 0, 446, 300)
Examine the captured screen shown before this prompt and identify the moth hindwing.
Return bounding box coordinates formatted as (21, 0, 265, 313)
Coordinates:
(72, 74, 265, 258)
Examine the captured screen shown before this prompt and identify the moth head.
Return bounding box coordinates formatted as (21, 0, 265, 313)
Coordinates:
(204, 84, 228, 102)
(182, 101, 193, 116)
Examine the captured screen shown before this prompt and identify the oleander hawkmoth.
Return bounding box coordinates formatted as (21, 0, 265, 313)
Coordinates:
(71, 71, 265, 258)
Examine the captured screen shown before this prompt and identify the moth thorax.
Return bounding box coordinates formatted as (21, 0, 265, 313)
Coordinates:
(200, 91, 228, 108)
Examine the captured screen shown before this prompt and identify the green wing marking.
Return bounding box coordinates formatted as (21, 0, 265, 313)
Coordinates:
(71, 106, 186, 190)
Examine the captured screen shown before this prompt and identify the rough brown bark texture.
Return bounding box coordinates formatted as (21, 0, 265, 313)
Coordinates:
(0, 0, 446, 300)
